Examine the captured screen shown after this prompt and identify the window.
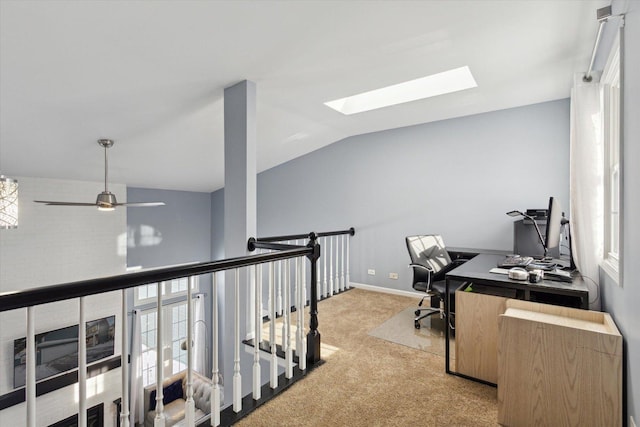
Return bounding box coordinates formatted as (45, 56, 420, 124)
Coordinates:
(133, 276, 198, 386)
(134, 278, 194, 306)
(140, 301, 189, 387)
(140, 310, 157, 387)
(601, 32, 622, 284)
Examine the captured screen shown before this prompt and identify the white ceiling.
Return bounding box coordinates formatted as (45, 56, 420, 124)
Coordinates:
(0, 0, 606, 192)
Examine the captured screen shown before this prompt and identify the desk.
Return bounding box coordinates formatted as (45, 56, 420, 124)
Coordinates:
(444, 253, 589, 384)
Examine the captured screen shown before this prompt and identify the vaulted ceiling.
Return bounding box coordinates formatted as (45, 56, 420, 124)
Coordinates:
(0, 0, 607, 192)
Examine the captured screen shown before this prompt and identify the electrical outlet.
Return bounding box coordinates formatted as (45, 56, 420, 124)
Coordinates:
(631, 416, 637, 427)
(367, 269, 376, 276)
(388, 272, 398, 279)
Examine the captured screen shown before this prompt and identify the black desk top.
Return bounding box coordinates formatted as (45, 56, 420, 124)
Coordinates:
(445, 253, 589, 296)
(447, 247, 511, 256)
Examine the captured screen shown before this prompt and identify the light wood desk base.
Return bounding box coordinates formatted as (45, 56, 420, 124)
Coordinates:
(445, 253, 589, 380)
(455, 290, 508, 384)
(497, 300, 622, 427)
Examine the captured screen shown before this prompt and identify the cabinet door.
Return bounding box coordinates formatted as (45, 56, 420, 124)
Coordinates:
(455, 290, 508, 384)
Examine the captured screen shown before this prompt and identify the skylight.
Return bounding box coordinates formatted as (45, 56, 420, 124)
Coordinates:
(324, 66, 478, 115)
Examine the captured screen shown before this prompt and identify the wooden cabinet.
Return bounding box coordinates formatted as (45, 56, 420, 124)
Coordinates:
(497, 300, 622, 427)
(455, 289, 509, 384)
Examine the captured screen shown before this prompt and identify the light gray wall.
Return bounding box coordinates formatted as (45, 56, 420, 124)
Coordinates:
(127, 187, 212, 268)
(257, 99, 570, 291)
(211, 188, 224, 261)
(599, 0, 639, 422)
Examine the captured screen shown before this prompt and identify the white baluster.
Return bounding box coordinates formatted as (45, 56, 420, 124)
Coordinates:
(211, 272, 221, 427)
(295, 257, 303, 361)
(185, 277, 195, 426)
(269, 262, 278, 389)
(315, 241, 321, 301)
(121, 290, 130, 427)
(284, 259, 293, 379)
(292, 241, 298, 312)
(248, 261, 255, 342)
(335, 236, 340, 294)
(79, 297, 87, 427)
(297, 257, 307, 371)
(346, 233, 351, 289)
(322, 236, 328, 298)
(280, 258, 287, 349)
(277, 260, 283, 316)
(335, 235, 341, 294)
(253, 264, 262, 400)
(328, 236, 334, 296)
(302, 248, 307, 309)
(340, 234, 346, 291)
(233, 269, 242, 412)
(266, 253, 272, 322)
(154, 282, 165, 427)
(26, 307, 36, 427)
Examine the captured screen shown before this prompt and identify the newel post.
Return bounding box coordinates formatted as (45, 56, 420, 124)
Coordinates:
(306, 232, 322, 365)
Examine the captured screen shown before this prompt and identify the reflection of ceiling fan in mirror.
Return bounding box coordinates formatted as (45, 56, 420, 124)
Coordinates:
(35, 139, 165, 211)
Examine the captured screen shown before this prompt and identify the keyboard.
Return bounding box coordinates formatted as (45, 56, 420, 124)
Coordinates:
(497, 256, 533, 268)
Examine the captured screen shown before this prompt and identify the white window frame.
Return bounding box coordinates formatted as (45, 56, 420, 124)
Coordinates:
(600, 31, 623, 286)
(134, 277, 195, 306)
(140, 300, 190, 387)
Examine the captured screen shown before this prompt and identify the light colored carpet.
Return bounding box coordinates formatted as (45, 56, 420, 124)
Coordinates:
(236, 288, 498, 427)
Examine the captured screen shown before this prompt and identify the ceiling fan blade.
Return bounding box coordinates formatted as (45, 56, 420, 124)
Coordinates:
(34, 200, 98, 206)
(33, 139, 165, 209)
(116, 202, 166, 207)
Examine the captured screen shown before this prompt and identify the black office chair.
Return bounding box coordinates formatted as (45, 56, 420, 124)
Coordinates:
(405, 235, 466, 329)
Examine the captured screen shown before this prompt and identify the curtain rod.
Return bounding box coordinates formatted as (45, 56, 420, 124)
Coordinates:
(583, 5, 617, 82)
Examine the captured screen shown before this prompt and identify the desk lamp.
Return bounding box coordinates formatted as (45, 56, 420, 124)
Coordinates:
(506, 210, 549, 259)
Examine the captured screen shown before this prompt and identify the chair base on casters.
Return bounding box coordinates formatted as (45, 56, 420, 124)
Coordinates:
(413, 296, 445, 329)
(414, 307, 441, 329)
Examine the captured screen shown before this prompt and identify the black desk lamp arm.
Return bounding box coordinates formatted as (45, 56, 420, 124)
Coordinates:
(507, 210, 548, 258)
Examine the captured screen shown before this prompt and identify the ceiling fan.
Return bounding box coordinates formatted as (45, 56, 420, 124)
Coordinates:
(35, 139, 165, 211)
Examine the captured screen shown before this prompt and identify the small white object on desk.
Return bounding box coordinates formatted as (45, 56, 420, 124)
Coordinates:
(507, 268, 529, 281)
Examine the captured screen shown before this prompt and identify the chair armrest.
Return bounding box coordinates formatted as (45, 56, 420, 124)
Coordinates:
(409, 263, 434, 272)
(409, 263, 435, 289)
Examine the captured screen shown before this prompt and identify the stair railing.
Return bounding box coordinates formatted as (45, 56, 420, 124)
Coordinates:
(0, 239, 319, 427)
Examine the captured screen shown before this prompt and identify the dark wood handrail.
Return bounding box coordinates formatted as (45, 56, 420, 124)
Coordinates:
(0, 246, 312, 313)
(248, 227, 355, 246)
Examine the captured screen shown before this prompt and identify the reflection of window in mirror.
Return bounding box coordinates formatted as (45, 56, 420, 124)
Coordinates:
(601, 31, 622, 285)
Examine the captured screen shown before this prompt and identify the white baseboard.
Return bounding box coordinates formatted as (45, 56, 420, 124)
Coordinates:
(349, 282, 425, 299)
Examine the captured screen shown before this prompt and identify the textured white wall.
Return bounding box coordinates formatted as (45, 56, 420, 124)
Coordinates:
(0, 177, 126, 426)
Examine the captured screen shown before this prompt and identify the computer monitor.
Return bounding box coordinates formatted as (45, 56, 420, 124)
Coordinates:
(544, 196, 562, 255)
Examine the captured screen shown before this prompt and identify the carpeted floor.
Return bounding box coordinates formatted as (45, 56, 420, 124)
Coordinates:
(236, 288, 498, 426)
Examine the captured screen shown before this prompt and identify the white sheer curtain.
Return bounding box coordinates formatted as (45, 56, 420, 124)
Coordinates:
(193, 294, 207, 375)
(570, 72, 603, 309)
(129, 309, 143, 426)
